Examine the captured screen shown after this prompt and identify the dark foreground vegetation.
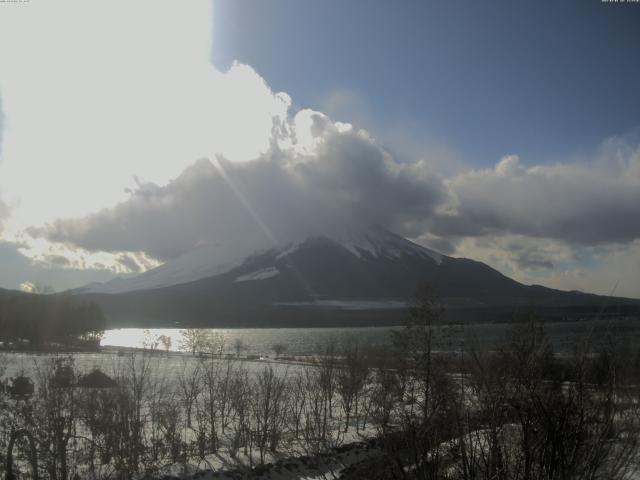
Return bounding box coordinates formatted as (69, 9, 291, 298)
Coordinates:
(0, 291, 105, 350)
(1, 288, 639, 479)
(351, 289, 640, 479)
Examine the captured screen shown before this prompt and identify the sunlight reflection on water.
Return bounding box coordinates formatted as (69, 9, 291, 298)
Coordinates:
(100, 327, 399, 356)
(101, 318, 640, 357)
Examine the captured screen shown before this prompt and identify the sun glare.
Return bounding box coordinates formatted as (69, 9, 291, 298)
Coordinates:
(0, 0, 291, 273)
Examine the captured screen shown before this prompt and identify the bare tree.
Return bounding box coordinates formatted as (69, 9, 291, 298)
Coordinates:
(233, 338, 247, 359)
(251, 366, 288, 464)
(157, 335, 172, 354)
(142, 330, 160, 351)
(109, 352, 153, 478)
(33, 356, 79, 480)
(317, 339, 339, 421)
(379, 286, 453, 479)
(272, 343, 287, 358)
(229, 367, 253, 464)
(216, 359, 237, 434)
(202, 331, 226, 357)
(299, 368, 327, 454)
(288, 372, 307, 440)
(367, 368, 399, 434)
(336, 339, 369, 433)
(198, 358, 221, 454)
(299, 367, 343, 455)
(180, 329, 204, 355)
(452, 316, 640, 480)
(178, 361, 201, 429)
(156, 392, 183, 464)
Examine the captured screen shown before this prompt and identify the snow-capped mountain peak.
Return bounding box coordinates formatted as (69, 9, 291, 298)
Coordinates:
(330, 227, 443, 264)
(77, 227, 443, 294)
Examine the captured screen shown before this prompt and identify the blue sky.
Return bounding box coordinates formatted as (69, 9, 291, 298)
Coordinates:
(213, 0, 640, 165)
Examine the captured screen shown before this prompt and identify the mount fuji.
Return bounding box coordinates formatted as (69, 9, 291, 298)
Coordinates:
(78, 227, 444, 295)
(73, 227, 638, 327)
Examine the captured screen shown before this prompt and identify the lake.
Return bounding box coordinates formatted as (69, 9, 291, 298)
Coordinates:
(100, 317, 640, 356)
(2, 319, 638, 381)
(101, 326, 399, 356)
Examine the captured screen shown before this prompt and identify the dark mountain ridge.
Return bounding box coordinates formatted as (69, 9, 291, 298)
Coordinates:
(73, 232, 639, 328)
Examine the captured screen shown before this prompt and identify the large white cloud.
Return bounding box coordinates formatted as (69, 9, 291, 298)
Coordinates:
(0, 196, 8, 235)
(0, 0, 290, 231)
(433, 148, 640, 245)
(455, 235, 640, 299)
(29, 110, 446, 260)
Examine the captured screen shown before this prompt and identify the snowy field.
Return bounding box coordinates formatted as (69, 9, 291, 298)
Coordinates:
(3, 321, 640, 479)
(1, 350, 308, 381)
(0, 350, 385, 479)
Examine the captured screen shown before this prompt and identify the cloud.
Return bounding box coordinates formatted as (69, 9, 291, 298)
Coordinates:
(0, 0, 291, 230)
(283, 111, 447, 236)
(432, 149, 640, 245)
(117, 254, 142, 274)
(40, 254, 71, 268)
(456, 235, 577, 275)
(0, 240, 119, 292)
(320, 87, 468, 177)
(456, 236, 640, 299)
(0, 195, 9, 235)
(29, 110, 447, 260)
(412, 233, 457, 256)
(0, 94, 6, 234)
(19, 281, 36, 293)
(0, 93, 4, 158)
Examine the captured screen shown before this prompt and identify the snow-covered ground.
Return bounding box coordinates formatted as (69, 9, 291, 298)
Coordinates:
(0, 351, 384, 480)
(189, 438, 382, 480)
(235, 267, 280, 283)
(0, 350, 305, 380)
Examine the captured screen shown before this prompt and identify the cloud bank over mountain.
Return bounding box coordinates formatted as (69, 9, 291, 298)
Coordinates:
(0, 197, 8, 235)
(28, 110, 447, 261)
(434, 150, 640, 245)
(29, 108, 640, 297)
(33, 121, 640, 253)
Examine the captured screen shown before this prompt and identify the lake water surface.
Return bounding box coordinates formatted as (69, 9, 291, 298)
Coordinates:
(101, 326, 398, 356)
(100, 318, 640, 356)
(2, 319, 638, 380)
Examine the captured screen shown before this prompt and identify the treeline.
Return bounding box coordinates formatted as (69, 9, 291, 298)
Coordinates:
(0, 292, 106, 348)
(356, 289, 640, 479)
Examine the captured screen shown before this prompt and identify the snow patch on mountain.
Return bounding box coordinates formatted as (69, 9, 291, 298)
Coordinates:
(274, 228, 443, 265)
(332, 228, 443, 264)
(235, 267, 280, 283)
(275, 243, 299, 260)
(80, 235, 276, 294)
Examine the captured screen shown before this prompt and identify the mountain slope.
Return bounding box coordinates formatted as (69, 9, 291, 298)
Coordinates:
(79, 227, 443, 294)
(74, 228, 638, 327)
